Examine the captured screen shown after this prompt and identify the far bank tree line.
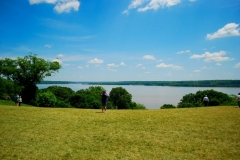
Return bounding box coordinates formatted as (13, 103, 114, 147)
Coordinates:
(0, 54, 238, 109)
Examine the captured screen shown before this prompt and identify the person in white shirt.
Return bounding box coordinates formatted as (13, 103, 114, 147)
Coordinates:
(203, 95, 209, 106)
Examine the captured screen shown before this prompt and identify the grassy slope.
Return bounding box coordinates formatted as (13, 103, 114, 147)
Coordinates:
(0, 102, 240, 159)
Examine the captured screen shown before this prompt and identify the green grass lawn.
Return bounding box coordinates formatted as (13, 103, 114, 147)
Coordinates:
(0, 101, 240, 159)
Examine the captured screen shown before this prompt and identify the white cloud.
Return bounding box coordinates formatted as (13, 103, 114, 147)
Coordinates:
(156, 63, 183, 70)
(109, 69, 117, 72)
(194, 70, 201, 73)
(234, 62, 240, 68)
(88, 58, 104, 64)
(78, 66, 83, 69)
(85, 65, 89, 68)
(142, 67, 146, 69)
(177, 50, 191, 54)
(107, 63, 119, 67)
(136, 64, 143, 67)
(138, 0, 181, 12)
(44, 44, 52, 48)
(29, 0, 57, 4)
(216, 63, 221, 66)
(120, 62, 126, 66)
(53, 58, 61, 64)
(190, 51, 234, 62)
(29, 0, 80, 13)
(143, 55, 156, 60)
(122, 0, 145, 14)
(206, 23, 240, 40)
(123, 0, 181, 13)
(54, 0, 80, 13)
(57, 54, 64, 58)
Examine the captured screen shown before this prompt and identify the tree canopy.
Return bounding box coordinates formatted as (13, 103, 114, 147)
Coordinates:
(0, 54, 61, 103)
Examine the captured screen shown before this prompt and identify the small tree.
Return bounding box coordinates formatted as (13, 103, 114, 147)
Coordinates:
(109, 87, 132, 109)
(161, 104, 176, 109)
(35, 91, 57, 107)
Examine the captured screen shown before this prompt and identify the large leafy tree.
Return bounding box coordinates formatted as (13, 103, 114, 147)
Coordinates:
(0, 54, 61, 103)
(109, 87, 133, 109)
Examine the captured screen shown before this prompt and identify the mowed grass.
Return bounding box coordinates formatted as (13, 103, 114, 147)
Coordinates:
(0, 103, 240, 160)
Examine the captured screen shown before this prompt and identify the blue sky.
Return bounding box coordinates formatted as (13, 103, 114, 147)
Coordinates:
(1, 0, 240, 81)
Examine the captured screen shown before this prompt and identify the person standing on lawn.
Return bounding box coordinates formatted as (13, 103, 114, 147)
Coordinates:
(203, 95, 209, 106)
(19, 96, 22, 106)
(101, 91, 109, 113)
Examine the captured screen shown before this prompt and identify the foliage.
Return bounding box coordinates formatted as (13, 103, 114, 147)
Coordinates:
(178, 89, 236, 108)
(133, 103, 147, 110)
(55, 100, 72, 108)
(86, 80, 240, 87)
(109, 87, 133, 109)
(0, 54, 61, 103)
(0, 77, 23, 100)
(40, 85, 74, 102)
(161, 104, 176, 109)
(35, 91, 57, 107)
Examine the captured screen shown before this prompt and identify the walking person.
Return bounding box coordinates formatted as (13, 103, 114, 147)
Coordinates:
(237, 93, 240, 108)
(203, 95, 209, 106)
(101, 91, 109, 113)
(15, 94, 19, 106)
(19, 96, 22, 106)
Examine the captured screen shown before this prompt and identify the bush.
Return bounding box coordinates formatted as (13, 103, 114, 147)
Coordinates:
(41, 86, 74, 102)
(35, 91, 57, 107)
(161, 104, 176, 109)
(55, 100, 72, 108)
(133, 103, 147, 110)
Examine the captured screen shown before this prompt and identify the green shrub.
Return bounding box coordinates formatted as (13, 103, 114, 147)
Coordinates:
(161, 104, 176, 109)
(35, 91, 57, 107)
(133, 103, 147, 110)
(55, 100, 72, 108)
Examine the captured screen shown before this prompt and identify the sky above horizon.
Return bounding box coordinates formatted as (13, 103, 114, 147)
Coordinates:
(1, 0, 240, 81)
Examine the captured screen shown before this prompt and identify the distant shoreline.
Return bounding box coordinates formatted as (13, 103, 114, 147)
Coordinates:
(39, 80, 240, 87)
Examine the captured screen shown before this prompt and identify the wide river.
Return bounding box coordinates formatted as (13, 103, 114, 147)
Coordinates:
(37, 84, 240, 109)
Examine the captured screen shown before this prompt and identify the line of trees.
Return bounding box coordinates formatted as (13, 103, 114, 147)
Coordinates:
(160, 89, 238, 109)
(85, 80, 240, 87)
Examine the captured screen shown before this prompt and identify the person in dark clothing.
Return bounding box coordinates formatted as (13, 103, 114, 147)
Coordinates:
(101, 91, 109, 113)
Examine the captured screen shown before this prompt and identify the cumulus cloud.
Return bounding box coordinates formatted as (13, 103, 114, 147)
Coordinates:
(107, 63, 119, 67)
(156, 63, 183, 70)
(177, 50, 190, 54)
(88, 58, 104, 64)
(123, 0, 181, 14)
(143, 55, 156, 60)
(206, 23, 240, 40)
(120, 62, 126, 66)
(190, 51, 234, 62)
(235, 62, 240, 68)
(29, 0, 80, 13)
